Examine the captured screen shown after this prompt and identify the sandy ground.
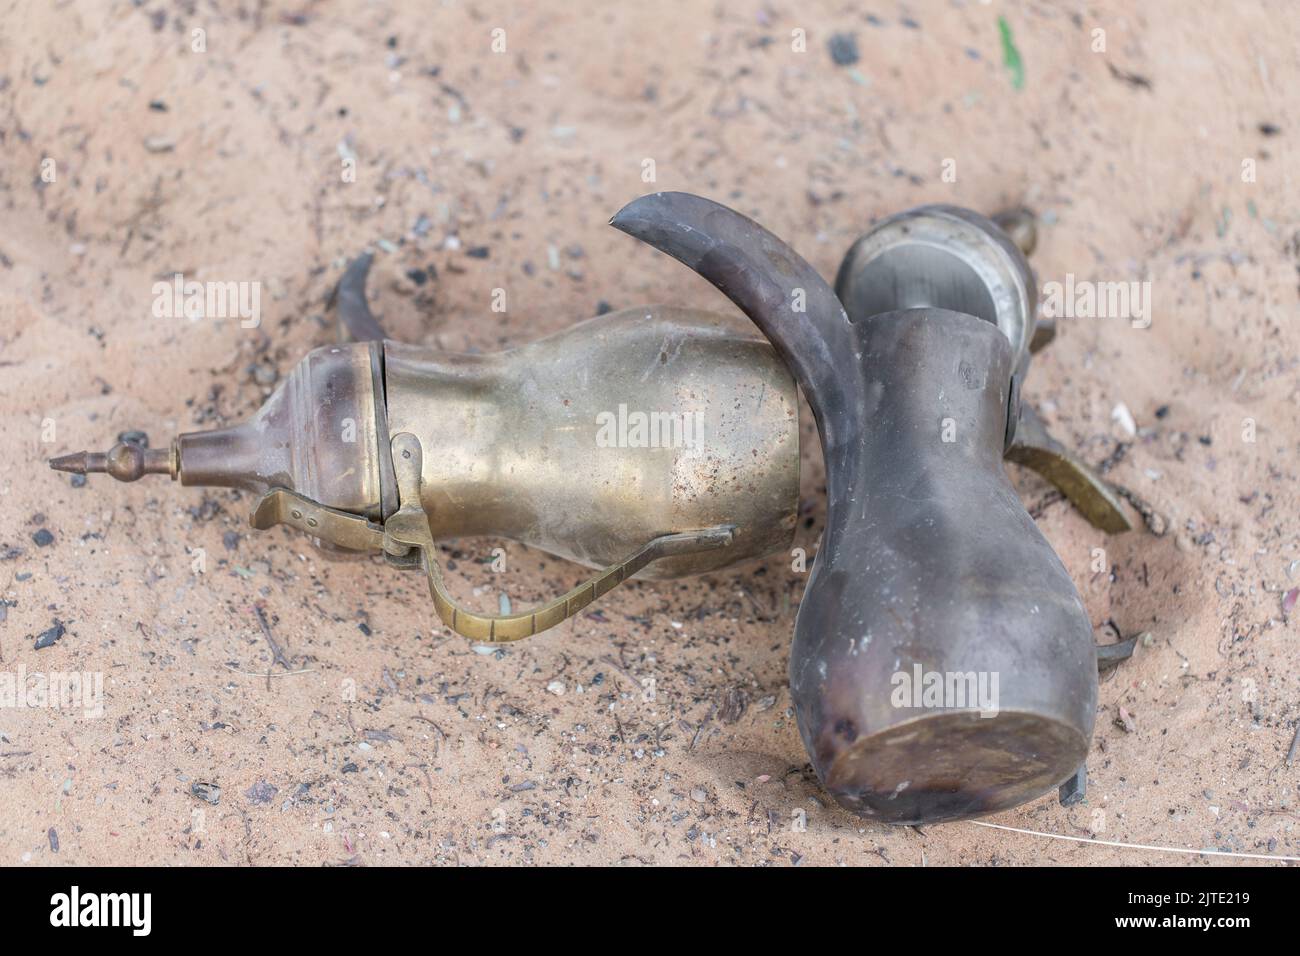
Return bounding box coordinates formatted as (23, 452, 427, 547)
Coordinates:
(0, 0, 1297, 866)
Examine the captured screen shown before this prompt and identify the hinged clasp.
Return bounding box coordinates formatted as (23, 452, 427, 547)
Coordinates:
(250, 487, 386, 551)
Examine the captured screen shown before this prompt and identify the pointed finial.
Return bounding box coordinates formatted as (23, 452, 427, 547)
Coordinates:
(49, 442, 176, 483)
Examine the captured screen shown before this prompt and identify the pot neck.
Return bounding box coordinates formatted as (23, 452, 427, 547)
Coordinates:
(823, 308, 1014, 522)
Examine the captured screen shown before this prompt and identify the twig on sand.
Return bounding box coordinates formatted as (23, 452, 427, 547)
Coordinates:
(252, 603, 290, 670)
(224, 664, 314, 678)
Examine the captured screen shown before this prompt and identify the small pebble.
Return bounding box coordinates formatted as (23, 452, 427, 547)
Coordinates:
(827, 33, 860, 66)
(1115, 706, 1137, 734)
(1111, 402, 1137, 437)
(32, 528, 54, 547)
(34, 621, 65, 650)
(244, 780, 278, 805)
(191, 782, 221, 805)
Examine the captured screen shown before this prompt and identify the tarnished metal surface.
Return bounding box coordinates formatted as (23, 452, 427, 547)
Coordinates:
(331, 251, 387, 343)
(836, 205, 1038, 375)
(613, 191, 1100, 825)
(167, 341, 388, 520)
(836, 205, 1131, 534)
(794, 310, 1096, 823)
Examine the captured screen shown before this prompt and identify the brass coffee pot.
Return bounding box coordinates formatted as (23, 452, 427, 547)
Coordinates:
(51, 254, 799, 641)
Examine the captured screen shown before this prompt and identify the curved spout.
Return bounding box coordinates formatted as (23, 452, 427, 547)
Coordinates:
(610, 193, 861, 453)
(332, 252, 387, 342)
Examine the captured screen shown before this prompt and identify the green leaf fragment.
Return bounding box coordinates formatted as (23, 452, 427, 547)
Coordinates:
(998, 16, 1024, 90)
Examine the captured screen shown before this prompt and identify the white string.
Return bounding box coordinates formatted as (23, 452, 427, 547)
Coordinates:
(968, 820, 1300, 862)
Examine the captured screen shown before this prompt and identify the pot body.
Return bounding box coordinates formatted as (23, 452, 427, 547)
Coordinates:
(384, 306, 799, 576)
(181, 305, 800, 577)
(789, 308, 1096, 824)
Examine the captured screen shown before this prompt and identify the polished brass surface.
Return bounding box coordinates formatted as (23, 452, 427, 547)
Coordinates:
(383, 305, 799, 578)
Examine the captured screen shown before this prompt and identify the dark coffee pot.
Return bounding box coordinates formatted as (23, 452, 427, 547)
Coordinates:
(612, 193, 1126, 824)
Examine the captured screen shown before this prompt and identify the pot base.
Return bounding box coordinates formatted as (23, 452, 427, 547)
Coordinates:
(822, 710, 1088, 825)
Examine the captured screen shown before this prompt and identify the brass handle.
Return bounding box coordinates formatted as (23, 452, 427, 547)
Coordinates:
(1005, 404, 1132, 533)
(422, 526, 733, 642)
(383, 431, 734, 642)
